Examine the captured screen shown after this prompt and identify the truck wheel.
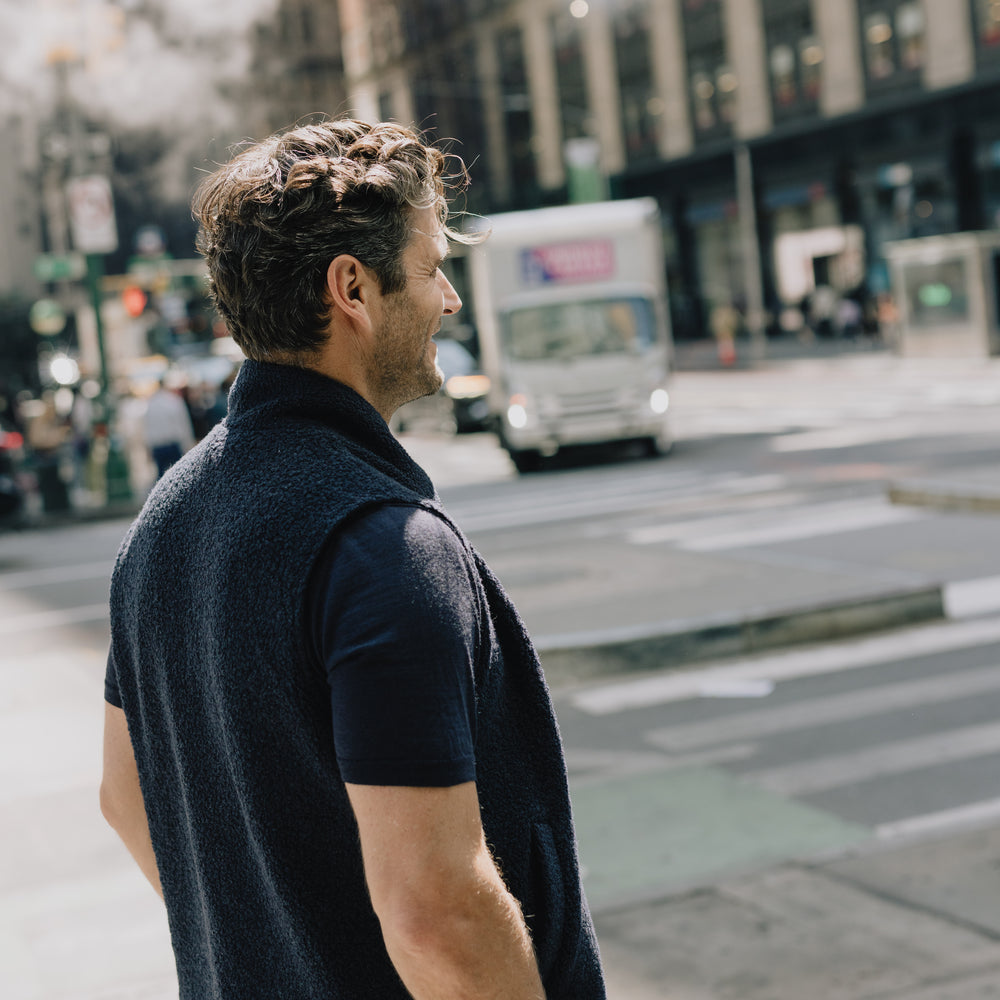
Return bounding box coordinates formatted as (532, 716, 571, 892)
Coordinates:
(643, 428, 673, 458)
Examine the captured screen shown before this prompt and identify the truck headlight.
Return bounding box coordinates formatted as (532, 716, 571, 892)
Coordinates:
(507, 393, 529, 429)
(649, 388, 670, 414)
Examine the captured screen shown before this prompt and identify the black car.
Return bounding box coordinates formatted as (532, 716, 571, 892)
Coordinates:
(0, 418, 25, 527)
(393, 339, 492, 435)
(435, 339, 491, 433)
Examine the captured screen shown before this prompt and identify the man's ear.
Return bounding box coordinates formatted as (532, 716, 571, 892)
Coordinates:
(326, 255, 376, 332)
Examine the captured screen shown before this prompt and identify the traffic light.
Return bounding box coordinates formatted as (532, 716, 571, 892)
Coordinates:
(122, 285, 147, 317)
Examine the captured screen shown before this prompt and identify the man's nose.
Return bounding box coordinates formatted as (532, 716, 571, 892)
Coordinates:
(440, 272, 462, 316)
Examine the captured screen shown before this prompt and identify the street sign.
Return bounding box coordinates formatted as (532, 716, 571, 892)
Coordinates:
(29, 298, 67, 335)
(67, 174, 118, 254)
(33, 252, 86, 282)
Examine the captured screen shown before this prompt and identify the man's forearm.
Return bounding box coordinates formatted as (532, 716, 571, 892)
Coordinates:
(381, 852, 545, 1000)
(101, 703, 164, 899)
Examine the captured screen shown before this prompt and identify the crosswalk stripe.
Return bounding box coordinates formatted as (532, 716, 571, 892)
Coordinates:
(743, 721, 1000, 796)
(626, 497, 923, 548)
(644, 663, 1000, 752)
(876, 797, 1000, 841)
(945, 576, 1000, 619)
(0, 604, 109, 634)
(446, 472, 789, 532)
(0, 561, 112, 589)
(569, 616, 1000, 715)
(677, 503, 924, 551)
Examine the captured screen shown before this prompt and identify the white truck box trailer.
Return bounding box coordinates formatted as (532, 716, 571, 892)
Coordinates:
(465, 198, 673, 471)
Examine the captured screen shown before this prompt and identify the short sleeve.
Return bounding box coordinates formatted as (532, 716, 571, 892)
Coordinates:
(308, 504, 480, 787)
(104, 647, 123, 708)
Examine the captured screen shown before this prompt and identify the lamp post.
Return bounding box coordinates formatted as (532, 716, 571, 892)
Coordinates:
(735, 141, 767, 363)
(44, 47, 132, 504)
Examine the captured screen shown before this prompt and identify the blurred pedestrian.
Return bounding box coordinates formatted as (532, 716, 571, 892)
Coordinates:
(26, 391, 71, 512)
(101, 119, 605, 1000)
(710, 300, 740, 366)
(835, 295, 863, 341)
(142, 376, 195, 479)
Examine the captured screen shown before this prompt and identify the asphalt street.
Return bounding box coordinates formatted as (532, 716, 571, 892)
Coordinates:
(2, 350, 1000, 999)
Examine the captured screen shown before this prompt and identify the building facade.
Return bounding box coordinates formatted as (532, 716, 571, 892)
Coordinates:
(334, 0, 1000, 341)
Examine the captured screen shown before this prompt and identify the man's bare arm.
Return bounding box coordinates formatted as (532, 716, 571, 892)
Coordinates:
(346, 780, 546, 1000)
(100, 702, 163, 898)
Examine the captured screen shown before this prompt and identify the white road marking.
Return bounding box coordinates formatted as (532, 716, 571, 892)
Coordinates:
(566, 743, 759, 789)
(744, 721, 1000, 796)
(770, 423, 953, 452)
(448, 472, 789, 533)
(0, 604, 109, 634)
(569, 615, 1000, 715)
(0, 561, 112, 589)
(626, 497, 925, 549)
(677, 502, 924, 551)
(644, 663, 1000, 752)
(876, 797, 1000, 841)
(945, 576, 1000, 619)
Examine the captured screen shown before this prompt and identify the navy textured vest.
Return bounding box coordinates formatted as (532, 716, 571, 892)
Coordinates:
(109, 360, 606, 999)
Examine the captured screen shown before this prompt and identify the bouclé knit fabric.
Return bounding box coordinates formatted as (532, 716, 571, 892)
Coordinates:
(108, 359, 606, 999)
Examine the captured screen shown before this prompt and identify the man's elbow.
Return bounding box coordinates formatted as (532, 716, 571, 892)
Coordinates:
(373, 863, 508, 957)
(99, 775, 129, 833)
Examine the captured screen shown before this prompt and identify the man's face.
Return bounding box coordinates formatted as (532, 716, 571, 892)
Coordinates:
(367, 205, 462, 415)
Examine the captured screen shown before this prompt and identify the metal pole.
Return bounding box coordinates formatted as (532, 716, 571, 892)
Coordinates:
(86, 253, 110, 396)
(735, 141, 766, 363)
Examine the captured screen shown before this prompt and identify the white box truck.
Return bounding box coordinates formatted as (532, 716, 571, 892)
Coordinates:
(465, 198, 673, 471)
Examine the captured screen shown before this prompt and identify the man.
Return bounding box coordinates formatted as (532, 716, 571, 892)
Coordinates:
(142, 376, 196, 479)
(100, 119, 606, 1000)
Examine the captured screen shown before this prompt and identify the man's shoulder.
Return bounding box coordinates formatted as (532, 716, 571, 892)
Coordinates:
(340, 502, 467, 561)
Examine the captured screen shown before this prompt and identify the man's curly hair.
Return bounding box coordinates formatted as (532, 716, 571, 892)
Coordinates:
(193, 120, 471, 362)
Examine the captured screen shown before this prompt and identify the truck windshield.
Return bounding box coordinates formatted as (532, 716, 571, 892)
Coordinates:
(501, 297, 657, 361)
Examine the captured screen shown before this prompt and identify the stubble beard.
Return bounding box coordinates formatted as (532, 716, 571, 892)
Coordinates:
(369, 301, 444, 417)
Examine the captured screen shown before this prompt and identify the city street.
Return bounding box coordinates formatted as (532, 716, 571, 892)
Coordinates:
(2, 351, 1000, 998)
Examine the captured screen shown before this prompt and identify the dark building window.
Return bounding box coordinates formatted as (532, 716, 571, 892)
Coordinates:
(551, 10, 590, 143)
(859, 0, 926, 93)
(613, 0, 660, 163)
(370, 0, 402, 66)
(973, 0, 1000, 65)
(763, 0, 822, 120)
(681, 0, 735, 142)
(497, 26, 537, 204)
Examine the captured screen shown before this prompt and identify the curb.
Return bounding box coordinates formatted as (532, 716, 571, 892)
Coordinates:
(537, 584, 946, 685)
(888, 481, 1000, 515)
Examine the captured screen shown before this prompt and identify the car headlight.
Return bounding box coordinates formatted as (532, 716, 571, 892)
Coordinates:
(445, 374, 491, 400)
(649, 388, 670, 414)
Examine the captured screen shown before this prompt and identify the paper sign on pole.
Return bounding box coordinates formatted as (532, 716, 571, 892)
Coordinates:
(67, 174, 118, 254)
